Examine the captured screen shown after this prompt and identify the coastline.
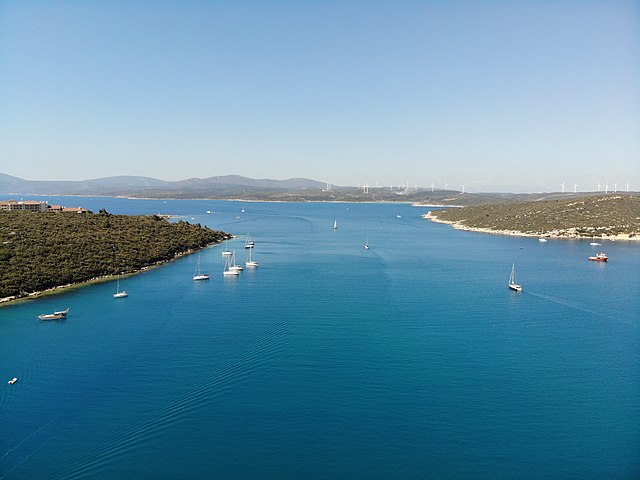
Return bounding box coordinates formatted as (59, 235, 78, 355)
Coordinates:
(0, 242, 222, 307)
(423, 211, 640, 242)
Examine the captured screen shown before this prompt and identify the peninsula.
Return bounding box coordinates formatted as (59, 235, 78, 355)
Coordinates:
(424, 195, 640, 241)
(0, 209, 231, 302)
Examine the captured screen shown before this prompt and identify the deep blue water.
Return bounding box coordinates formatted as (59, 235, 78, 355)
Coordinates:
(1, 197, 639, 479)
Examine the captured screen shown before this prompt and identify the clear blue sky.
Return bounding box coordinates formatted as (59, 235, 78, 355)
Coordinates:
(1, 0, 638, 192)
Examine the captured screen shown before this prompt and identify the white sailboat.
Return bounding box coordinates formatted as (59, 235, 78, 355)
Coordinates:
(508, 263, 522, 292)
(229, 250, 243, 272)
(333, 220, 337, 230)
(590, 236, 601, 246)
(246, 246, 259, 267)
(221, 240, 232, 257)
(245, 233, 254, 249)
(223, 254, 239, 276)
(192, 256, 210, 281)
(113, 275, 128, 298)
(364, 238, 369, 250)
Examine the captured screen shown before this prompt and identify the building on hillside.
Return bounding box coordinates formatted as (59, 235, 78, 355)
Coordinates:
(61, 207, 89, 213)
(0, 200, 48, 212)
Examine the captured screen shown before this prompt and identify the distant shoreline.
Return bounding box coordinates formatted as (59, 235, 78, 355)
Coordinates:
(423, 210, 640, 242)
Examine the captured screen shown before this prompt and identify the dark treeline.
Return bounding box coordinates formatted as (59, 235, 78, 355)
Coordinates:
(0, 210, 230, 299)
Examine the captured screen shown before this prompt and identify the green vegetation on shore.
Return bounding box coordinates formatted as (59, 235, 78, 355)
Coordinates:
(428, 195, 640, 238)
(0, 210, 230, 300)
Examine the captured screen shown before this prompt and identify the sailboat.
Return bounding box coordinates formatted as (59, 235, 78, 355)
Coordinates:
(245, 233, 254, 249)
(229, 250, 243, 272)
(508, 263, 522, 292)
(245, 246, 259, 267)
(192, 256, 210, 281)
(223, 254, 240, 276)
(364, 238, 369, 250)
(590, 236, 601, 246)
(113, 275, 128, 298)
(221, 240, 232, 257)
(333, 220, 337, 230)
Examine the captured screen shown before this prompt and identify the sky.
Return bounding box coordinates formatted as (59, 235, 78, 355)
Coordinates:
(1, 0, 639, 193)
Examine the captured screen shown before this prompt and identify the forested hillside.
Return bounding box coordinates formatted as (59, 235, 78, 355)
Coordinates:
(0, 210, 230, 300)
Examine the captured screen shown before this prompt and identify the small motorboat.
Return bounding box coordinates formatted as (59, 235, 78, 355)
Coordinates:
(8, 377, 17, 385)
(38, 308, 69, 320)
(588, 252, 608, 262)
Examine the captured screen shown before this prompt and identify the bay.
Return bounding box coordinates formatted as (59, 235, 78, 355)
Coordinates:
(1, 197, 639, 479)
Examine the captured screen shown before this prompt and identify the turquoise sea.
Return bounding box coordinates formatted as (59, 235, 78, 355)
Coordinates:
(1, 197, 639, 479)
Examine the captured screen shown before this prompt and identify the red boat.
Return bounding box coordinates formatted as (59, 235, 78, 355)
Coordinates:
(588, 252, 608, 262)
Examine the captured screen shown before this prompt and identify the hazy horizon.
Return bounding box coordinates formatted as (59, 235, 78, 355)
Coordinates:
(2, 170, 637, 195)
(1, 1, 639, 193)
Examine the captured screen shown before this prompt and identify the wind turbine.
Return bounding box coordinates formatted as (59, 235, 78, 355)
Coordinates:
(461, 184, 465, 194)
(573, 184, 578, 193)
(560, 182, 565, 194)
(444, 182, 449, 191)
(627, 183, 630, 192)
(597, 183, 601, 192)
(605, 183, 609, 194)
(614, 183, 618, 193)
(431, 182, 435, 192)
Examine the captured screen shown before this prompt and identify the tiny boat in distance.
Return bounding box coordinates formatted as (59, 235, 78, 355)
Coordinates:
(8, 377, 17, 385)
(508, 263, 522, 292)
(38, 308, 69, 320)
(588, 252, 608, 262)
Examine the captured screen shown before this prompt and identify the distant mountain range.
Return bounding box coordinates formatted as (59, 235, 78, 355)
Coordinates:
(0, 173, 327, 197)
(1, 172, 628, 206)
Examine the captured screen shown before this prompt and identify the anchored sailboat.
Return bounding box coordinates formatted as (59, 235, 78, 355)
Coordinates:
(229, 250, 243, 272)
(192, 256, 210, 281)
(221, 240, 232, 257)
(113, 275, 128, 298)
(245, 246, 259, 267)
(223, 253, 239, 276)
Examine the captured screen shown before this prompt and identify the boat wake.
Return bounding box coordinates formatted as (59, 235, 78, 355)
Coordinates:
(524, 291, 621, 322)
(24, 319, 291, 480)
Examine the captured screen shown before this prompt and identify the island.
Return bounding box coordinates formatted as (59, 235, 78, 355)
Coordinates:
(0, 209, 231, 303)
(423, 195, 640, 241)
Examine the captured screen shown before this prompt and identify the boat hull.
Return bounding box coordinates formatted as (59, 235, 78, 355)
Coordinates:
(38, 309, 69, 320)
(588, 253, 608, 262)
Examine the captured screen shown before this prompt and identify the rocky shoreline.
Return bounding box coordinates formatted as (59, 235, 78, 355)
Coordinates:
(423, 211, 640, 242)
